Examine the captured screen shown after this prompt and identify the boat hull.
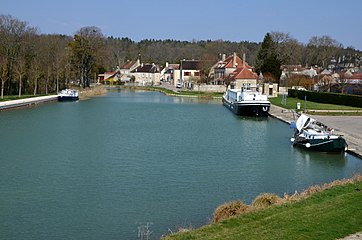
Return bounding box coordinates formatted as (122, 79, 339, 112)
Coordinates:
(58, 96, 79, 102)
(222, 97, 270, 117)
(292, 137, 347, 153)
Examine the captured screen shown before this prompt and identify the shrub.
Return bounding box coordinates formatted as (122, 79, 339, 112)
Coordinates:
(252, 193, 283, 209)
(213, 200, 249, 223)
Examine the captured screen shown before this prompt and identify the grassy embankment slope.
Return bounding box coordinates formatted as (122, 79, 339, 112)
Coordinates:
(164, 178, 362, 240)
(269, 95, 362, 115)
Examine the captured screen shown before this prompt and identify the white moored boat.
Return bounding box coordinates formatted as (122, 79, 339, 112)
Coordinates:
(58, 89, 79, 102)
(222, 88, 270, 117)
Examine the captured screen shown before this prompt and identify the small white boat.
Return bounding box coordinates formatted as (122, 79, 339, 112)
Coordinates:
(290, 114, 347, 152)
(58, 89, 79, 101)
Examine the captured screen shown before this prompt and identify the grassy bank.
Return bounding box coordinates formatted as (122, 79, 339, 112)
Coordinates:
(121, 85, 224, 98)
(164, 176, 362, 240)
(78, 85, 107, 99)
(269, 95, 362, 115)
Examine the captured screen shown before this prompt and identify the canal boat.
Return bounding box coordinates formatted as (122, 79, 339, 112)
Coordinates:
(222, 88, 270, 117)
(58, 89, 79, 102)
(290, 114, 347, 152)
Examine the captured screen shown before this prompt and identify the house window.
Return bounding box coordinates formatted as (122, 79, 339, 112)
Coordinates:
(194, 72, 200, 76)
(242, 83, 251, 90)
(184, 72, 191, 76)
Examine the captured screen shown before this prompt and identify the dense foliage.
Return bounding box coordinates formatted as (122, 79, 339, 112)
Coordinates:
(0, 14, 361, 97)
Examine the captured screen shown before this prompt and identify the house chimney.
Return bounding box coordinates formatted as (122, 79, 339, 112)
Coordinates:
(243, 53, 246, 68)
(165, 62, 169, 68)
(233, 52, 236, 68)
(222, 54, 226, 61)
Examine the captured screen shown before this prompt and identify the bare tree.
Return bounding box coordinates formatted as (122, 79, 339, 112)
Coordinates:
(271, 31, 303, 65)
(0, 56, 8, 98)
(0, 15, 38, 97)
(69, 26, 104, 88)
(14, 56, 26, 97)
(306, 35, 342, 67)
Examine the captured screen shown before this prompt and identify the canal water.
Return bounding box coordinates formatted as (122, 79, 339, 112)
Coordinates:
(0, 89, 361, 240)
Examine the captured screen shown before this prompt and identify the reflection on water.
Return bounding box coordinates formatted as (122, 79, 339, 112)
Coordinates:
(293, 146, 348, 167)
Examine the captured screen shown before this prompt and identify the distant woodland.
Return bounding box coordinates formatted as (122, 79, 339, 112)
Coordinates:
(0, 14, 361, 97)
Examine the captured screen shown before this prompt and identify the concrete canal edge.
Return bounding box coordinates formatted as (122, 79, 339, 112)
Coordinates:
(268, 104, 362, 159)
(0, 95, 58, 111)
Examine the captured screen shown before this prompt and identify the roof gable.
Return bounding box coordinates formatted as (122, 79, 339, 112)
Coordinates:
(217, 54, 252, 69)
(229, 67, 257, 80)
(121, 60, 137, 69)
(132, 64, 160, 73)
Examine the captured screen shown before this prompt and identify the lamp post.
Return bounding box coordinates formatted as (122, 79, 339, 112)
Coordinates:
(179, 59, 186, 87)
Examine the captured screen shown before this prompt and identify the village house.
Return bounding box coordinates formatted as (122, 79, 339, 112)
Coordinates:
(131, 63, 161, 86)
(227, 66, 258, 90)
(211, 52, 253, 85)
(119, 59, 141, 83)
(329, 70, 362, 94)
(160, 62, 179, 85)
(174, 60, 202, 89)
(97, 71, 120, 84)
(207, 52, 278, 95)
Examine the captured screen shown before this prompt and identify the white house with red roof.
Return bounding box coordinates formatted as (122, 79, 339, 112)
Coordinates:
(119, 59, 140, 82)
(227, 65, 258, 90)
(212, 52, 253, 85)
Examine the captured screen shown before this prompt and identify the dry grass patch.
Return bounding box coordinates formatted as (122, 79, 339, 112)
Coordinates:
(213, 200, 249, 223)
(79, 85, 106, 99)
(251, 193, 283, 209)
(284, 174, 362, 202)
(212, 174, 362, 223)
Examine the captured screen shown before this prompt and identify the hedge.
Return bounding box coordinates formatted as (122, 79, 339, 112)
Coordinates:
(288, 89, 362, 108)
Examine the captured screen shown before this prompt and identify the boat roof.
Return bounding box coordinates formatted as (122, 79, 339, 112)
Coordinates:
(295, 114, 314, 132)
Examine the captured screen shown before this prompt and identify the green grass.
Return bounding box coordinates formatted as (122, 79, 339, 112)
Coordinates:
(0, 94, 47, 102)
(269, 95, 362, 110)
(269, 95, 362, 115)
(164, 181, 362, 240)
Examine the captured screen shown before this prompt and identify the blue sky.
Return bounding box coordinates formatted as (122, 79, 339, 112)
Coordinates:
(1, 0, 362, 50)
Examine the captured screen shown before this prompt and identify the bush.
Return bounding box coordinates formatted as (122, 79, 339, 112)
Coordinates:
(213, 200, 249, 223)
(252, 193, 283, 209)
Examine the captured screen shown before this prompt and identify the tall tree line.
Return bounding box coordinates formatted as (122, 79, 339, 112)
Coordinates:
(0, 14, 360, 97)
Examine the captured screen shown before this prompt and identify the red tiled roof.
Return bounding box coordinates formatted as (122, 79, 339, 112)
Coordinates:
(121, 60, 136, 69)
(341, 73, 362, 80)
(223, 55, 251, 69)
(229, 67, 257, 80)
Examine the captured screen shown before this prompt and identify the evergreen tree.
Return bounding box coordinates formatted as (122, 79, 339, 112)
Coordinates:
(256, 33, 281, 83)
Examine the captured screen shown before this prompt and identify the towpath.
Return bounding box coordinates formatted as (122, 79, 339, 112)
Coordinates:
(0, 95, 58, 111)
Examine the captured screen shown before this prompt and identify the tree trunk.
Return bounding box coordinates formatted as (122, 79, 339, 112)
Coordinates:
(1, 80, 4, 99)
(18, 75, 22, 97)
(33, 78, 37, 96)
